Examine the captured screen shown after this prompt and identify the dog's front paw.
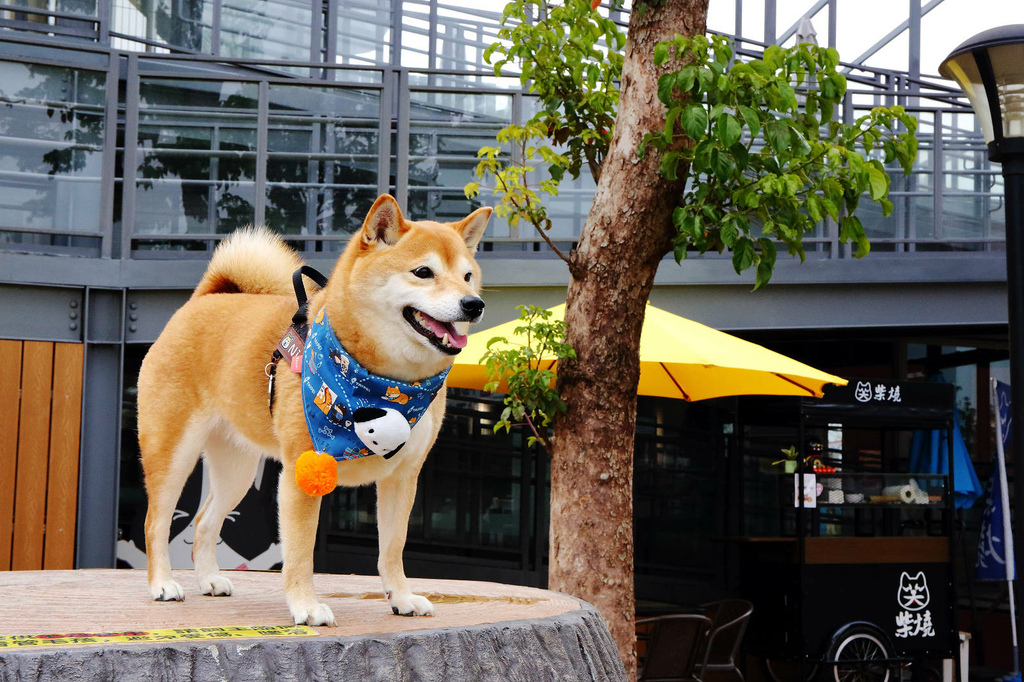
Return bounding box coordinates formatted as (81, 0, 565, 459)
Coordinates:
(198, 574, 234, 597)
(150, 579, 185, 602)
(388, 591, 434, 617)
(290, 600, 337, 627)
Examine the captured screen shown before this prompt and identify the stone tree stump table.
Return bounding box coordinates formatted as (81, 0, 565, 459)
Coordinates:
(0, 570, 625, 681)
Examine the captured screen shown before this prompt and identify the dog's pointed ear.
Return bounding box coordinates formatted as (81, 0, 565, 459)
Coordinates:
(361, 194, 407, 246)
(454, 206, 492, 250)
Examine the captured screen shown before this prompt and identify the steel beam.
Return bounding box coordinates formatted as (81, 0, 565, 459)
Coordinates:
(848, 0, 945, 67)
(75, 287, 124, 568)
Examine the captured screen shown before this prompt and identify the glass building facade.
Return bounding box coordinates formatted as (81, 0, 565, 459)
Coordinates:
(0, 0, 1009, 258)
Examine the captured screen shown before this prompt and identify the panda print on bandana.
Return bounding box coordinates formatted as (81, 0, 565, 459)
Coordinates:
(300, 307, 448, 461)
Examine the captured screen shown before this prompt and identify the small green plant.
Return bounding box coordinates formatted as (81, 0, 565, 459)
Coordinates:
(482, 305, 576, 446)
(773, 446, 799, 466)
(466, 124, 573, 262)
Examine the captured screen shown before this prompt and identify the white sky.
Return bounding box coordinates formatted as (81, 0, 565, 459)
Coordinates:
(449, 0, 1023, 82)
(705, 0, 1024, 77)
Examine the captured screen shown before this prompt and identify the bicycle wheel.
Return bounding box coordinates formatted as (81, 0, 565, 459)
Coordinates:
(826, 624, 892, 682)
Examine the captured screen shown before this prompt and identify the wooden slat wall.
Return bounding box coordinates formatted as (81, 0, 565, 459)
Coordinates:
(0, 339, 22, 571)
(44, 344, 84, 569)
(0, 341, 84, 571)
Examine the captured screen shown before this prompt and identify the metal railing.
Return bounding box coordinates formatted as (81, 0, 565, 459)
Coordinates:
(0, 2, 1005, 260)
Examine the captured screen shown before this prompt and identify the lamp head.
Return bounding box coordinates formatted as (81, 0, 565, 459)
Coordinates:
(940, 25, 1024, 162)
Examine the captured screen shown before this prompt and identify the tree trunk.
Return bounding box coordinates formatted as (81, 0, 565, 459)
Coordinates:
(548, 1, 709, 679)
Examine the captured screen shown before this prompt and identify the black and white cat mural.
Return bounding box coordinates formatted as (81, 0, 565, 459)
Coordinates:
(117, 458, 282, 571)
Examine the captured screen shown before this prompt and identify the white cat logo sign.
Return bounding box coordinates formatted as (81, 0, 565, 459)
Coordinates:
(897, 571, 930, 611)
(895, 571, 935, 638)
(854, 381, 873, 402)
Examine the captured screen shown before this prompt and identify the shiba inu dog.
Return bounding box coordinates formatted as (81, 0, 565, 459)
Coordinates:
(384, 385, 411, 405)
(137, 195, 489, 625)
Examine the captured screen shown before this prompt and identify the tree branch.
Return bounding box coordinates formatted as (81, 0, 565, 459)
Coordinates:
(494, 162, 573, 264)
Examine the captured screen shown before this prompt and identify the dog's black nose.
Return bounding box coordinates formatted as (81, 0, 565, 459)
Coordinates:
(460, 296, 485, 318)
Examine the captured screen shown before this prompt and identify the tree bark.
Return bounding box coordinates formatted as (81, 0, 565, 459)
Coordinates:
(547, 1, 709, 679)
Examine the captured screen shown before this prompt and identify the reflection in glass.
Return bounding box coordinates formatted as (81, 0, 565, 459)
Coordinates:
(134, 79, 258, 234)
(336, 0, 391, 66)
(4, 0, 97, 16)
(0, 61, 105, 237)
(407, 92, 510, 235)
(111, 0, 211, 52)
(220, 0, 313, 63)
(265, 84, 381, 238)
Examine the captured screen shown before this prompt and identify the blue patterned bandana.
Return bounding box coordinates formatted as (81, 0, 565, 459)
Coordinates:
(301, 306, 449, 461)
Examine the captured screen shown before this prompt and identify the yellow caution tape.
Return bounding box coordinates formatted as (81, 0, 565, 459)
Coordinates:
(0, 624, 318, 648)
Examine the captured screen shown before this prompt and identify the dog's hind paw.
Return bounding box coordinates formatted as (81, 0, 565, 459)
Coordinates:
(290, 601, 337, 627)
(388, 592, 434, 617)
(151, 580, 185, 602)
(199, 574, 234, 597)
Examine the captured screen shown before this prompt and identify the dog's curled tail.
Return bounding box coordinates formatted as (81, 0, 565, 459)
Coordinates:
(191, 226, 305, 299)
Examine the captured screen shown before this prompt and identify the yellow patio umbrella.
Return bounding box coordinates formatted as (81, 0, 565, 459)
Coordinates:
(447, 303, 847, 401)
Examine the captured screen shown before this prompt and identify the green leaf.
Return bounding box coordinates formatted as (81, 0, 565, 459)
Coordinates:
(680, 105, 708, 140)
(711, 148, 734, 181)
(657, 73, 676, 105)
(765, 121, 790, 152)
(696, 67, 714, 94)
(654, 42, 669, 67)
(758, 237, 778, 267)
(738, 105, 760, 138)
(806, 195, 822, 223)
(548, 164, 564, 182)
(839, 214, 861, 245)
(720, 217, 739, 247)
(839, 215, 870, 258)
(674, 242, 688, 263)
(732, 237, 755, 274)
(782, 174, 802, 196)
(754, 258, 773, 290)
(718, 114, 741, 149)
(777, 82, 799, 111)
(464, 181, 481, 198)
(675, 66, 697, 95)
(692, 139, 713, 172)
(664, 106, 681, 144)
(866, 163, 889, 200)
(831, 71, 847, 96)
(660, 151, 681, 181)
(847, 149, 864, 173)
(730, 143, 749, 170)
(821, 197, 839, 221)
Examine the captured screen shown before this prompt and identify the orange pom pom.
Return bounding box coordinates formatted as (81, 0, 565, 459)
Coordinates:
(295, 450, 338, 496)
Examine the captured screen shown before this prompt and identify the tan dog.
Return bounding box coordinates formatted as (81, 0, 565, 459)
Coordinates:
(137, 195, 490, 625)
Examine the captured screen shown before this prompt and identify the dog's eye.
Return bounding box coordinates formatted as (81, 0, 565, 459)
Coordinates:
(464, 272, 472, 282)
(412, 266, 433, 279)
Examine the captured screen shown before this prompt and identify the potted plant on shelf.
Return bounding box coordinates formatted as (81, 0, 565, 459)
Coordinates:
(773, 446, 799, 474)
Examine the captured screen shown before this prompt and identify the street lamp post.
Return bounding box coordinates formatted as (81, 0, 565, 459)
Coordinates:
(941, 24, 1024, 674)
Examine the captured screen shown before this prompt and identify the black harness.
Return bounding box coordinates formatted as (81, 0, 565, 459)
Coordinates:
(266, 265, 329, 415)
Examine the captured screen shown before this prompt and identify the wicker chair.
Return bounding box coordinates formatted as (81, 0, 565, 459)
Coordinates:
(695, 599, 754, 682)
(636, 613, 713, 682)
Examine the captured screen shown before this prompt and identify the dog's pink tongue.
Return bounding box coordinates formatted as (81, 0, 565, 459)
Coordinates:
(421, 314, 468, 349)
(448, 330, 468, 349)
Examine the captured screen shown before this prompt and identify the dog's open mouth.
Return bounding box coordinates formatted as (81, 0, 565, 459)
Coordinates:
(403, 307, 468, 355)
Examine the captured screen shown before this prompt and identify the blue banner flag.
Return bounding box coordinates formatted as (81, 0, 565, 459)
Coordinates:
(976, 380, 1016, 581)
